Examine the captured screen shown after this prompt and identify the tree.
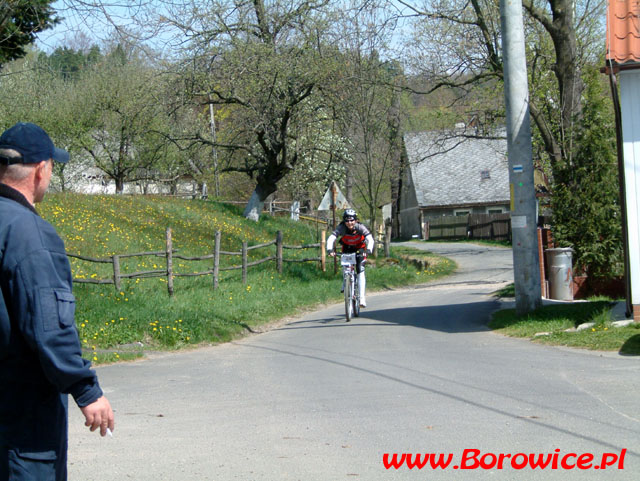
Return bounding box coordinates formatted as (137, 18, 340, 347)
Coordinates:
(73, 48, 174, 193)
(38, 44, 102, 80)
(279, 101, 349, 209)
(0, 0, 60, 67)
(331, 53, 403, 233)
(396, 0, 604, 159)
(551, 66, 622, 279)
(161, 0, 335, 220)
(311, 1, 406, 233)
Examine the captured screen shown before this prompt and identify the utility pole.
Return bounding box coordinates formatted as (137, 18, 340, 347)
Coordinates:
(208, 95, 220, 197)
(500, 0, 542, 315)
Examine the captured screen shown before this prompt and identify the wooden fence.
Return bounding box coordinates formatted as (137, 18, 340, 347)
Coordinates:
(426, 216, 469, 239)
(467, 213, 511, 241)
(69, 229, 324, 297)
(426, 213, 511, 241)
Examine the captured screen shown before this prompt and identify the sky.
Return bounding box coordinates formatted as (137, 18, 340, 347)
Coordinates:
(34, 0, 415, 60)
(36, 0, 177, 53)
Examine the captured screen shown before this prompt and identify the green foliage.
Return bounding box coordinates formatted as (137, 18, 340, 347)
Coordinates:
(490, 301, 640, 354)
(0, 0, 59, 66)
(551, 66, 623, 278)
(176, 0, 338, 207)
(37, 45, 102, 80)
(70, 48, 182, 192)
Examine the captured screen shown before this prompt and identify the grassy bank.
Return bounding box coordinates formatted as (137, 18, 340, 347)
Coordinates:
(490, 285, 640, 355)
(40, 193, 455, 363)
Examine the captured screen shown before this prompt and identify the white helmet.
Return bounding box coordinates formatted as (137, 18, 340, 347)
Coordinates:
(343, 209, 357, 221)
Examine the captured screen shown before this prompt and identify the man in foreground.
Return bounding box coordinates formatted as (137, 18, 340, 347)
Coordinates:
(0, 122, 114, 480)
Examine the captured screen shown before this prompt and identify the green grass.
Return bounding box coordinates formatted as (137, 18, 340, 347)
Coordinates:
(39, 193, 454, 363)
(490, 284, 640, 354)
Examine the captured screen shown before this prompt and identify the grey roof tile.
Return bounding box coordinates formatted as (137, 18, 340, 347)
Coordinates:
(404, 129, 510, 207)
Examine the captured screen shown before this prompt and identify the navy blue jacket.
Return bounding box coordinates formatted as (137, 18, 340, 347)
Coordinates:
(0, 183, 102, 457)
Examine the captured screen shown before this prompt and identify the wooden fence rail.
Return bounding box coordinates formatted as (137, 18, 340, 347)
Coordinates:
(69, 229, 324, 297)
(425, 213, 511, 241)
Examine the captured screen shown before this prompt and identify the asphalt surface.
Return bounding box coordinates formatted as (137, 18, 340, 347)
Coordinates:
(68, 242, 640, 480)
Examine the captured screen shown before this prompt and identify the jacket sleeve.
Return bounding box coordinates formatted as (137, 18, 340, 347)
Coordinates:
(365, 234, 375, 253)
(326, 234, 337, 252)
(12, 231, 103, 407)
(327, 223, 347, 251)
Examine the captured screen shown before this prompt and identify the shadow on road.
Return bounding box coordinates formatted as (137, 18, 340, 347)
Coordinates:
(620, 334, 640, 356)
(276, 299, 502, 334)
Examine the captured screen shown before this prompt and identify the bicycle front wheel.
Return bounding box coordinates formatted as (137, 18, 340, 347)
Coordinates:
(344, 274, 353, 322)
(353, 276, 360, 317)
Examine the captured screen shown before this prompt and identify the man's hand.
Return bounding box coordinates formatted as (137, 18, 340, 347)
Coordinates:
(80, 396, 114, 437)
(328, 251, 335, 257)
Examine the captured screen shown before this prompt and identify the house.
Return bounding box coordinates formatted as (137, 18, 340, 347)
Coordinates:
(606, 0, 640, 319)
(398, 128, 510, 238)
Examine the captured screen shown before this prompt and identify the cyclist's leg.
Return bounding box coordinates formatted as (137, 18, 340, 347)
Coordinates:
(356, 253, 367, 307)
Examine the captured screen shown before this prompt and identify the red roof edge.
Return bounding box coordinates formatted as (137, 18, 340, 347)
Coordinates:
(606, 0, 640, 70)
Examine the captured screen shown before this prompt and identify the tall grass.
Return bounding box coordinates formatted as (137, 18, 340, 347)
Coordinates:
(39, 194, 454, 362)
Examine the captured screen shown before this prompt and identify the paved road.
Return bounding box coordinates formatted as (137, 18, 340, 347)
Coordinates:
(68, 242, 640, 480)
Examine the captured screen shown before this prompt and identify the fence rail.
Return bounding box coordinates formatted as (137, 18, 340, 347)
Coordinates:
(69, 229, 325, 296)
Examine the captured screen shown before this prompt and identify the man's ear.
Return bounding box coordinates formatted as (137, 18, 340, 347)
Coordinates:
(34, 160, 50, 179)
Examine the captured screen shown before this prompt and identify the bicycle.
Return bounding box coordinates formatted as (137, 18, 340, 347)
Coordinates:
(340, 252, 361, 322)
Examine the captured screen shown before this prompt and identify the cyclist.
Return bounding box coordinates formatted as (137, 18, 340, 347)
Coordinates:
(327, 209, 374, 307)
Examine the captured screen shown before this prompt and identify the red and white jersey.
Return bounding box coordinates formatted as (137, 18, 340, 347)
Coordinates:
(329, 222, 373, 253)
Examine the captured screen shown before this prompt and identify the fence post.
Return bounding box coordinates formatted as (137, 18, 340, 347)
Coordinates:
(112, 255, 121, 291)
(242, 241, 248, 284)
(166, 228, 174, 297)
(276, 231, 283, 274)
(320, 230, 326, 272)
(213, 230, 221, 290)
(385, 224, 392, 257)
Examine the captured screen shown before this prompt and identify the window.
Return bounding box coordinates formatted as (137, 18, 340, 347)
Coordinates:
(481, 170, 491, 180)
(454, 209, 471, 216)
(487, 208, 504, 214)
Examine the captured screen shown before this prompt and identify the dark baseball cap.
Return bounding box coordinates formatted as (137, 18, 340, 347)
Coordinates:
(0, 122, 69, 164)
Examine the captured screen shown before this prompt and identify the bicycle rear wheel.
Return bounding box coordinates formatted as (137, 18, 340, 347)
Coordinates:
(344, 274, 353, 322)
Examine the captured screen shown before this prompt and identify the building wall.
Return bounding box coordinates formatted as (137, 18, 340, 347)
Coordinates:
(398, 166, 422, 238)
(620, 70, 640, 312)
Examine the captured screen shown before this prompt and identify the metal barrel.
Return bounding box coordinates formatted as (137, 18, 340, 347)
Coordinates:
(545, 248, 574, 300)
